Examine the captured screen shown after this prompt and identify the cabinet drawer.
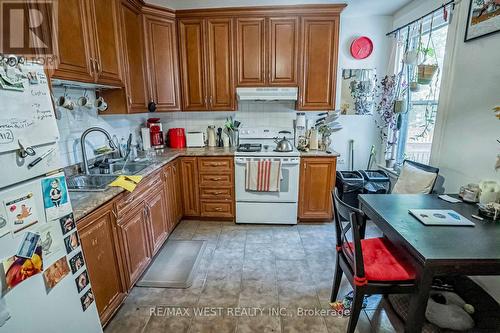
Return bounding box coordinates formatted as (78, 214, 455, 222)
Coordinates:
(200, 187, 233, 200)
(199, 173, 233, 187)
(200, 201, 233, 218)
(198, 157, 233, 173)
(116, 171, 162, 218)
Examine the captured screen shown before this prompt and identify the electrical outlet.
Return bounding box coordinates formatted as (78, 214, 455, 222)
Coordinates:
(338, 158, 346, 164)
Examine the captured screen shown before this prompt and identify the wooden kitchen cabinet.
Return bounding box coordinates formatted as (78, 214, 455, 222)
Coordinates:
(180, 157, 200, 217)
(78, 202, 125, 325)
(236, 16, 298, 87)
(178, 19, 208, 111)
(116, 202, 151, 289)
(236, 18, 266, 86)
(145, 188, 169, 255)
(163, 162, 182, 231)
(143, 12, 181, 111)
(118, 0, 149, 113)
(299, 157, 337, 221)
(88, 0, 123, 86)
(52, 0, 123, 85)
(298, 17, 340, 110)
(172, 160, 184, 223)
(268, 17, 299, 86)
(52, 0, 94, 82)
(206, 18, 235, 110)
(178, 18, 235, 111)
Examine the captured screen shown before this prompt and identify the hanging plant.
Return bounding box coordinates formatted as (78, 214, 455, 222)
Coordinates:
(417, 14, 439, 85)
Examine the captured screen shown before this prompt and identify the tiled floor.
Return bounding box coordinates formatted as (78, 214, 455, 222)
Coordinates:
(105, 220, 404, 333)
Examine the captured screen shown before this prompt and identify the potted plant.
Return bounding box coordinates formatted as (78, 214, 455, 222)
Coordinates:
(417, 44, 439, 85)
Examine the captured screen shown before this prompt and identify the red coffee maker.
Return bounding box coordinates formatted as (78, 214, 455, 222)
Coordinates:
(147, 118, 165, 149)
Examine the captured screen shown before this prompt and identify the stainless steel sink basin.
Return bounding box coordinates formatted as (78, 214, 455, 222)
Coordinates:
(67, 175, 118, 192)
(110, 162, 150, 175)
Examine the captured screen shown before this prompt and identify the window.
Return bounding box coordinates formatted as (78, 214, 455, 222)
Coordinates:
(395, 15, 450, 165)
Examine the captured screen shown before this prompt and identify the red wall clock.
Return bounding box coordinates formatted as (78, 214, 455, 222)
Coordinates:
(350, 36, 373, 59)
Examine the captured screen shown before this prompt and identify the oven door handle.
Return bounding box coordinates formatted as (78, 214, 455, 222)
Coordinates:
(234, 157, 300, 165)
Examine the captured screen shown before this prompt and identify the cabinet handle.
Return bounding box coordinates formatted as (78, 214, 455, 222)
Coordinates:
(111, 209, 118, 219)
(210, 177, 222, 181)
(209, 96, 213, 106)
(125, 195, 135, 204)
(212, 191, 223, 195)
(90, 58, 95, 74)
(214, 207, 223, 211)
(96, 60, 101, 75)
(209, 162, 223, 166)
(128, 96, 132, 106)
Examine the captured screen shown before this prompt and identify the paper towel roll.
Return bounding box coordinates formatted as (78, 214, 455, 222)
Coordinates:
(296, 113, 306, 128)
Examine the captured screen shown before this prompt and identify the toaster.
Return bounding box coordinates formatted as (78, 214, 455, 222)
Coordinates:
(186, 131, 205, 147)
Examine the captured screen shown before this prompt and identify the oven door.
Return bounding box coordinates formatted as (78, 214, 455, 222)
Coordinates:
(234, 156, 300, 203)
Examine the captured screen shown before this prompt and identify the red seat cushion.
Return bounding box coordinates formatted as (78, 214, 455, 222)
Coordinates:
(344, 237, 416, 282)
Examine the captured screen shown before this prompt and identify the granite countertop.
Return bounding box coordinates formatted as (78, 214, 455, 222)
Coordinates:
(71, 147, 235, 222)
(300, 150, 340, 157)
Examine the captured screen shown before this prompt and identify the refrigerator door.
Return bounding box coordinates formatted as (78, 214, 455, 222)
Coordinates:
(0, 173, 102, 333)
(0, 62, 61, 189)
(0, 142, 61, 189)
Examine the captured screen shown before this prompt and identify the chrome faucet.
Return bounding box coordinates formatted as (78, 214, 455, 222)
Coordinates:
(80, 127, 117, 175)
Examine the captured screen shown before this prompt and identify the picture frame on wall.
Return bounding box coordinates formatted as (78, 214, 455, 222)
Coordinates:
(464, 0, 500, 41)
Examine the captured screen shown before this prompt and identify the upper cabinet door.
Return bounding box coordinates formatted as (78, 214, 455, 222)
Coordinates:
(268, 17, 299, 86)
(88, 0, 123, 86)
(144, 15, 181, 111)
(236, 18, 266, 86)
(298, 17, 339, 110)
(206, 18, 235, 111)
(52, 0, 94, 82)
(178, 19, 208, 111)
(119, 0, 148, 113)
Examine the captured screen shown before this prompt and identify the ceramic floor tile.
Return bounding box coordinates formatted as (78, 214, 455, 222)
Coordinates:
(104, 304, 151, 333)
(276, 259, 312, 282)
(143, 312, 192, 333)
(238, 279, 278, 308)
(278, 280, 321, 309)
(198, 279, 242, 307)
(281, 315, 328, 333)
(188, 313, 237, 333)
(236, 314, 281, 333)
(106, 221, 387, 332)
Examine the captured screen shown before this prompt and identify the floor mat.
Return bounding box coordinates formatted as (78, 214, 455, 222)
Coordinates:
(137, 240, 206, 289)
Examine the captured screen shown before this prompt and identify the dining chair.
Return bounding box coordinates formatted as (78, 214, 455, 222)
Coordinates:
(392, 159, 440, 194)
(331, 189, 418, 333)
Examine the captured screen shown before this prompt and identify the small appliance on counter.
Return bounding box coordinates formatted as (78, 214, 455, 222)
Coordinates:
(207, 126, 216, 147)
(168, 128, 186, 148)
(147, 118, 165, 149)
(186, 131, 205, 147)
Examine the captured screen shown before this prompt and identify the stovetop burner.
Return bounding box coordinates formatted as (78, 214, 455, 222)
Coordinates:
(237, 143, 262, 152)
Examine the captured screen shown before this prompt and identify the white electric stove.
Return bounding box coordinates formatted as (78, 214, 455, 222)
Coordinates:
(234, 127, 300, 225)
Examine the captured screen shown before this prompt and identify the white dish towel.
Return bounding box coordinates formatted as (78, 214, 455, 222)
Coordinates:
(245, 160, 282, 192)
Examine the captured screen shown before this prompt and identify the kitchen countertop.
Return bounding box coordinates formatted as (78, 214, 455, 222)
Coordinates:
(71, 147, 340, 221)
(71, 147, 235, 222)
(299, 150, 340, 157)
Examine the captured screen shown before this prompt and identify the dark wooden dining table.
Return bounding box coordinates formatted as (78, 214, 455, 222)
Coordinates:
(358, 194, 500, 333)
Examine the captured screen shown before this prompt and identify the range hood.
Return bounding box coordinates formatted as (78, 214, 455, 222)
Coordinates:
(236, 87, 298, 101)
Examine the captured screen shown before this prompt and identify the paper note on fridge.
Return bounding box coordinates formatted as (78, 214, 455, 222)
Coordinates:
(0, 63, 59, 153)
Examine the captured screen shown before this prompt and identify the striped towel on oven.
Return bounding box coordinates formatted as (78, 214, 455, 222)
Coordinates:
(245, 160, 282, 192)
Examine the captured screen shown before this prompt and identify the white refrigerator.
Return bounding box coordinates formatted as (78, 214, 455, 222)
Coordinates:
(0, 61, 102, 333)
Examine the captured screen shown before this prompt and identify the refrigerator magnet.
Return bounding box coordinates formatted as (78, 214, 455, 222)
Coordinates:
(59, 213, 76, 236)
(63, 232, 80, 254)
(75, 270, 89, 293)
(42, 256, 70, 294)
(80, 288, 95, 311)
(41, 176, 71, 221)
(68, 252, 85, 274)
(36, 220, 63, 260)
(4, 192, 40, 236)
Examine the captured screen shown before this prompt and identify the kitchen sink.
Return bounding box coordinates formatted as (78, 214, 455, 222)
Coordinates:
(109, 162, 150, 175)
(67, 174, 118, 192)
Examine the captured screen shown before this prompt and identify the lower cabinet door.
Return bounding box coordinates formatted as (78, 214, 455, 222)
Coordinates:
(146, 189, 169, 255)
(78, 202, 125, 325)
(117, 203, 151, 289)
(298, 157, 337, 220)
